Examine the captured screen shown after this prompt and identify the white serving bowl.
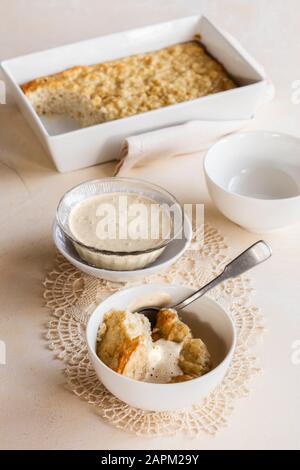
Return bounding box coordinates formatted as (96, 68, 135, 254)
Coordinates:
(53, 214, 192, 282)
(86, 283, 236, 411)
(204, 131, 300, 233)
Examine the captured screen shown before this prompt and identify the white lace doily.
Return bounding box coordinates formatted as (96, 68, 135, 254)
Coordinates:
(43, 224, 264, 437)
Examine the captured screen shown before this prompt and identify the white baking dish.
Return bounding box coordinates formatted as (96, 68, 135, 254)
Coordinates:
(1, 16, 269, 173)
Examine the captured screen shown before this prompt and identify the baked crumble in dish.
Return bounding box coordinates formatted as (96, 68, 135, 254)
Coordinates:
(21, 41, 237, 127)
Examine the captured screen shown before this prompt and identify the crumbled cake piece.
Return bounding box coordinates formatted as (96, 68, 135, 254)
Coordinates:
(152, 308, 191, 343)
(178, 338, 211, 377)
(170, 373, 195, 383)
(96, 309, 152, 380)
(170, 338, 211, 383)
(21, 41, 236, 127)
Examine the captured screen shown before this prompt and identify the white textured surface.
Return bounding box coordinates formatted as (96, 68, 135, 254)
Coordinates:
(0, 0, 300, 450)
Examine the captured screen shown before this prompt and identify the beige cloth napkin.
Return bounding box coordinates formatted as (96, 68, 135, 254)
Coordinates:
(114, 119, 252, 175)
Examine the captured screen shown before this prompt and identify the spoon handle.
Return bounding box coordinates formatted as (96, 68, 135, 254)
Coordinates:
(173, 240, 272, 311)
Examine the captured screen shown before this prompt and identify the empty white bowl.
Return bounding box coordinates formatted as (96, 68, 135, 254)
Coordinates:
(86, 283, 236, 411)
(53, 215, 192, 282)
(204, 131, 300, 232)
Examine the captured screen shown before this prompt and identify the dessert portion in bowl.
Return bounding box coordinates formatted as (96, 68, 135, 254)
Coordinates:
(86, 283, 236, 410)
(96, 307, 211, 384)
(56, 178, 183, 271)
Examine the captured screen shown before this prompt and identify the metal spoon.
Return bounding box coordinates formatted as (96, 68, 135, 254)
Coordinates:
(137, 240, 272, 326)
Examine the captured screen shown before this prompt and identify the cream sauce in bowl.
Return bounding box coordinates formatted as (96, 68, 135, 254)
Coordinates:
(146, 339, 183, 383)
(69, 192, 172, 252)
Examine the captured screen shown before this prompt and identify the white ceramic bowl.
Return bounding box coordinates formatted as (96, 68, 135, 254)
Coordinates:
(86, 283, 236, 411)
(53, 214, 192, 282)
(204, 131, 300, 233)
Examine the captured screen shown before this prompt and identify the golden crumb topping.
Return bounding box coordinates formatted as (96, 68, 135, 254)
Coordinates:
(22, 41, 236, 127)
(152, 308, 191, 343)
